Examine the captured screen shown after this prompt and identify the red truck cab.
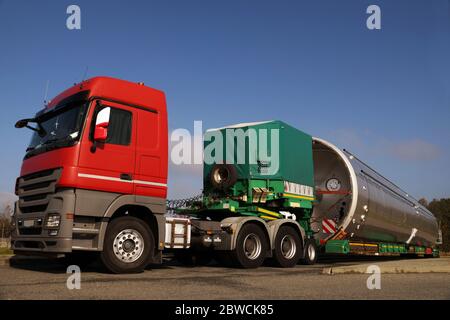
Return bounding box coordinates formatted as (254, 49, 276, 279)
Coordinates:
(12, 77, 168, 273)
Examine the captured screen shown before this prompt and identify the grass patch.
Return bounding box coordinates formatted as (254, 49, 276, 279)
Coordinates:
(0, 247, 12, 255)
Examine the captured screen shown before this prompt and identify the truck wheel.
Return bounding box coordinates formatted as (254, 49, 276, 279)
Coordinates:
(300, 239, 318, 265)
(272, 226, 302, 268)
(100, 216, 154, 274)
(231, 223, 268, 268)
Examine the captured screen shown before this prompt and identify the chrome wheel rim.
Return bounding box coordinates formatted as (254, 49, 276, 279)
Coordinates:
(113, 229, 144, 263)
(280, 235, 296, 259)
(243, 233, 262, 260)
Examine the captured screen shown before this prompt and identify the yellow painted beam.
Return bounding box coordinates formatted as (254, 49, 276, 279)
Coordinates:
(282, 193, 314, 201)
(350, 242, 378, 247)
(259, 215, 277, 221)
(256, 207, 281, 218)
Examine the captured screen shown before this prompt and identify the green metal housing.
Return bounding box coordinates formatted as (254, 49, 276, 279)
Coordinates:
(200, 121, 315, 233)
(204, 120, 314, 188)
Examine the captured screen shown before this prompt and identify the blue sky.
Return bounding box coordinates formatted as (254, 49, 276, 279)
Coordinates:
(0, 0, 449, 201)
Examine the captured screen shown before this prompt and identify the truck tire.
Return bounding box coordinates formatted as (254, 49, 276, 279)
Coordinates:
(231, 223, 268, 268)
(100, 216, 154, 274)
(272, 226, 302, 268)
(300, 239, 318, 265)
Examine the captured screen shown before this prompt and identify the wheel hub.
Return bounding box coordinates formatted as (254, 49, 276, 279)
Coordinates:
(280, 235, 296, 259)
(113, 229, 144, 263)
(122, 239, 135, 252)
(243, 233, 262, 260)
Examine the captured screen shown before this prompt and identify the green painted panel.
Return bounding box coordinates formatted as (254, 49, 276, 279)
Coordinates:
(325, 240, 350, 254)
(203, 120, 314, 190)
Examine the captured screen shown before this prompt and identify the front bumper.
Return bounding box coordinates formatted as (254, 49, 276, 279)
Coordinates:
(11, 189, 76, 254)
(12, 237, 72, 256)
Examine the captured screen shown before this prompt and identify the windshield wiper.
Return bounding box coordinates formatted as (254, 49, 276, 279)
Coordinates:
(42, 137, 59, 145)
(41, 135, 75, 147)
(26, 135, 75, 154)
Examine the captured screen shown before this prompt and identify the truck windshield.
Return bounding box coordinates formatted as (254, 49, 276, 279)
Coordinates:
(26, 102, 88, 157)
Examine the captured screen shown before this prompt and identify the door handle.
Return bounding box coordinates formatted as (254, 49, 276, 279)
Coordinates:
(120, 173, 133, 181)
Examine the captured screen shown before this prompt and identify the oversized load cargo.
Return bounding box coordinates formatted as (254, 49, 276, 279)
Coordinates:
(201, 121, 439, 250)
(311, 137, 439, 248)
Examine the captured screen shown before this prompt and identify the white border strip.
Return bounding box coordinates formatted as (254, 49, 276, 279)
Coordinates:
(78, 173, 167, 187)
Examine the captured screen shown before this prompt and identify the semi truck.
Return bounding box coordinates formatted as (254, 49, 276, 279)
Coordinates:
(11, 77, 440, 273)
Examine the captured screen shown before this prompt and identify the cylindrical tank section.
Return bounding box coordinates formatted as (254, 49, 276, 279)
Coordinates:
(311, 137, 439, 247)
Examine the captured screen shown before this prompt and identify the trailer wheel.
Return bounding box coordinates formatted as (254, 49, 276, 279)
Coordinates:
(231, 223, 268, 268)
(300, 239, 318, 265)
(101, 216, 154, 274)
(272, 226, 302, 268)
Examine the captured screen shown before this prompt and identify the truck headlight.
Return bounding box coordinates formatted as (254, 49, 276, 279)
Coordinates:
(46, 214, 61, 228)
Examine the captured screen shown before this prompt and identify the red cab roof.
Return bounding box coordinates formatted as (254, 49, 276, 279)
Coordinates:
(47, 76, 166, 113)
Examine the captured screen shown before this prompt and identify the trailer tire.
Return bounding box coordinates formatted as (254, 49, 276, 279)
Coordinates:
(101, 216, 154, 274)
(300, 239, 318, 265)
(231, 223, 268, 268)
(272, 226, 302, 268)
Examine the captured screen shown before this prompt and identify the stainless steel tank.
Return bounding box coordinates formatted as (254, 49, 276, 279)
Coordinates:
(311, 137, 439, 247)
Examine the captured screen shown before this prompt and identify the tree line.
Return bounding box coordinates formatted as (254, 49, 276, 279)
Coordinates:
(419, 198, 450, 252)
(0, 204, 13, 238)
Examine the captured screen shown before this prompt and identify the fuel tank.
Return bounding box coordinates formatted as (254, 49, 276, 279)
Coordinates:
(311, 137, 439, 247)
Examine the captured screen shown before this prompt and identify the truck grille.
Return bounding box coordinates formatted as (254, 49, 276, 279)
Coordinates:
(17, 168, 62, 214)
(19, 227, 43, 235)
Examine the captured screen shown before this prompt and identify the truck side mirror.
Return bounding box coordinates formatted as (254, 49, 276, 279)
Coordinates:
(94, 107, 110, 142)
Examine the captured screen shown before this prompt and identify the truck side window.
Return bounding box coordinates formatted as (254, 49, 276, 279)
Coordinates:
(91, 105, 132, 145)
(107, 107, 132, 145)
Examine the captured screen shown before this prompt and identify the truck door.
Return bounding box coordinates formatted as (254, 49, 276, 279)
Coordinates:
(78, 99, 136, 194)
(134, 108, 167, 199)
